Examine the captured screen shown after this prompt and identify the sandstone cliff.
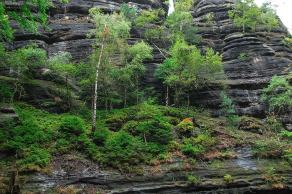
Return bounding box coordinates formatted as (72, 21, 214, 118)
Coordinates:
(4, 0, 292, 127)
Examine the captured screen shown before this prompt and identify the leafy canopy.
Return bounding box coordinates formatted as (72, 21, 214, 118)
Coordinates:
(228, 0, 279, 32)
(89, 8, 131, 42)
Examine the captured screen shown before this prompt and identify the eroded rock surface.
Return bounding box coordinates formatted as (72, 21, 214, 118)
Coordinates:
(3, 1, 292, 120)
(13, 152, 291, 194)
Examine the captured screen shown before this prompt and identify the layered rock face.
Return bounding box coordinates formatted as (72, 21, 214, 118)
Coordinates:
(190, 0, 291, 127)
(11, 150, 292, 193)
(5, 0, 292, 125)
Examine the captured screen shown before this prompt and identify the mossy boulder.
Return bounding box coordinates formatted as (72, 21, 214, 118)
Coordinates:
(238, 116, 267, 134)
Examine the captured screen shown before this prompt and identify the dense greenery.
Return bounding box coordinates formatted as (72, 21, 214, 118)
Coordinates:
(0, 2, 291, 191)
(0, 0, 70, 41)
(156, 39, 223, 106)
(229, 0, 279, 32)
(261, 75, 292, 114)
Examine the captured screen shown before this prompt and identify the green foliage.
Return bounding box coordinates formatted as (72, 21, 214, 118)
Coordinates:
(280, 130, 292, 140)
(19, 147, 51, 169)
(0, 104, 55, 170)
(228, 0, 279, 32)
(0, 0, 66, 41)
(252, 138, 287, 158)
(165, 0, 200, 44)
(121, 102, 173, 146)
(12, 45, 47, 70)
(128, 41, 153, 61)
(187, 174, 201, 185)
(166, 11, 193, 32)
(48, 51, 76, 108)
(120, 3, 137, 21)
(176, 119, 195, 136)
(266, 115, 283, 132)
(89, 8, 131, 41)
(260, 2, 279, 32)
(182, 133, 215, 157)
(103, 130, 149, 167)
(220, 92, 239, 126)
(59, 116, 86, 135)
(4, 117, 52, 153)
(134, 9, 164, 27)
(49, 52, 73, 70)
(156, 39, 222, 105)
(144, 26, 165, 40)
(175, 0, 195, 11)
(93, 126, 111, 145)
(261, 76, 292, 114)
(223, 174, 234, 183)
(238, 52, 248, 61)
(0, 81, 13, 103)
(283, 36, 292, 48)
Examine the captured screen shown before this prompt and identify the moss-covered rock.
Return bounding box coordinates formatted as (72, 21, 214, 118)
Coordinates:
(238, 116, 267, 134)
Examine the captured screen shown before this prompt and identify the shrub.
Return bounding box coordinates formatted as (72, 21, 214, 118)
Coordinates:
(0, 81, 13, 103)
(54, 138, 71, 153)
(176, 118, 195, 137)
(280, 130, 292, 140)
(5, 119, 49, 152)
(103, 131, 149, 167)
(59, 116, 86, 135)
(266, 115, 283, 132)
(135, 117, 173, 145)
(134, 9, 164, 27)
(120, 3, 137, 21)
(220, 92, 240, 127)
(181, 134, 216, 157)
(19, 147, 51, 169)
(121, 103, 174, 146)
(223, 174, 234, 183)
(144, 27, 165, 40)
(262, 166, 284, 186)
(261, 76, 292, 114)
(252, 138, 286, 158)
(238, 53, 248, 61)
(283, 36, 292, 48)
(187, 174, 201, 185)
(12, 45, 47, 70)
(93, 127, 111, 145)
(182, 143, 204, 157)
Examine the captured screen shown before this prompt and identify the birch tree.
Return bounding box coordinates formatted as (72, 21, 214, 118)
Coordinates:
(89, 8, 131, 130)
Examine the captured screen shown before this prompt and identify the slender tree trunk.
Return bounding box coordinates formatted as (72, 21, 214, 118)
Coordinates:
(92, 25, 107, 131)
(187, 93, 190, 108)
(166, 85, 169, 106)
(143, 133, 147, 143)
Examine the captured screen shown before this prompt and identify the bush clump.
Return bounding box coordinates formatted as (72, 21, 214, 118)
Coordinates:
(93, 126, 111, 145)
(59, 116, 86, 135)
(181, 133, 216, 157)
(19, 147, 51, 169)
(102, 130, 150, 167)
